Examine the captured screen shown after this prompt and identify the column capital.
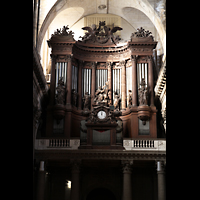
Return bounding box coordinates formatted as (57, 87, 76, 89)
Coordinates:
(119, 60, 126, 68)
(147, 55, 153, 61)
(156, 160, 165, 173)
(131, 55, 138, 61)
(66, 54, 72, 62)
(70, 159, 81, 173)
(107, 62, 112, 69)
(91, 62, 96, 69)
(121, 160, 133, 174)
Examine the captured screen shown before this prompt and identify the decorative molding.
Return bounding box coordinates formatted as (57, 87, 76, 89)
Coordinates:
(35, 149, 166, 161)
(79, 21, 122, 46)
(131, 27, 154, 40)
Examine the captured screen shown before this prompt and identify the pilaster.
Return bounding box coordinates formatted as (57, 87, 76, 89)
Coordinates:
(70, 160, 81, 200)
(36, 161, 46, 200)
(156, 161, 166, 200)
(91, 62, 96, 109)
(148, 56, 154, 106)
(66, 55, 72, 109)
(122, 160, 133, 200)
(131, 55, 137, 106)
(121, 61, 126, 110)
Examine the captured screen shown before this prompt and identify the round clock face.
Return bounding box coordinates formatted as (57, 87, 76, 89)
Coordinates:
(97, 110, 106, 119)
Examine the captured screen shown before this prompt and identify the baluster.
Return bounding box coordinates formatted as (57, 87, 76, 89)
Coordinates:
(49, 139, 51, 147)
(67, 139, 69, 147)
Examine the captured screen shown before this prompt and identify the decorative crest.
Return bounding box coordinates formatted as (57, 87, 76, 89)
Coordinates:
(51, 25, 74, 37)
(79, 21, 123, 45)
(48, 25, 75, 44)
(131, 27, 154, 41)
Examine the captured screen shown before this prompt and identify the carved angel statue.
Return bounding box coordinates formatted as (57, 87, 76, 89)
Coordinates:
(55, 78, 66, 105)
(103, 26, 122, 37)
(82, 92, 90, 110)
(94, 86, 103, 105)
(114, 91, 121, 110)
(127, 90, 132, 107)
(72, 89, 78, 107)
(80, 24, 98, 41)
(138, 78, 148, 106)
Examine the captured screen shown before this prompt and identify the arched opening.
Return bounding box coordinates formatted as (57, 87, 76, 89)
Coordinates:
(86, 187, 117, 200)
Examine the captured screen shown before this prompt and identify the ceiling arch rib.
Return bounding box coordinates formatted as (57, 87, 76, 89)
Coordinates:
(37, 0, 166, 60)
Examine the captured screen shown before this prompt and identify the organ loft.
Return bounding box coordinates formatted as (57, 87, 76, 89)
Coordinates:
(45, 22, 158, 143)
(34, 20, 166, 200)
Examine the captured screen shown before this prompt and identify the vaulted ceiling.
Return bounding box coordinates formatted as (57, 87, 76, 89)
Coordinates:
(37, 0, 166, 59)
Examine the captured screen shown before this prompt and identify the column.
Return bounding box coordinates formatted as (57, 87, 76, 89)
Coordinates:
(121, 61, 126, 110)
(50, 54, 56, 105)
(91, 62, 96, 109)
(131, 55, 137, 106)
(36, 161, 46, 200)
(148, 56, 154, 106)
(157, 161, 166, 200)
(66, 55, 72, 108)
(70, 160, 81, 200)
(78, 60, 83, 110)
(107, 62, 113, 105)
(122, 160, 133, 200)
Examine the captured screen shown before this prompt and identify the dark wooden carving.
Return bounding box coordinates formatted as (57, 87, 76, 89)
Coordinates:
(79, 21, 122, 45)
(45, 25, 158, 139)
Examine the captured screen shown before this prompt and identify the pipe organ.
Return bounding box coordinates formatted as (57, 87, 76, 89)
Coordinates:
(46, 23, 158, 139)
(96, 69, 108, 90)
(72, 65, 78, 92)
(55, 62, 67, 92)
(112, 68, 121, 98)
(82, 68, 91, 96)
(137, 63, 148, 89)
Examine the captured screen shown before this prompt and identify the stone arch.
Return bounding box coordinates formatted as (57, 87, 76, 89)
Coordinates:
(37, 0, 165, 59)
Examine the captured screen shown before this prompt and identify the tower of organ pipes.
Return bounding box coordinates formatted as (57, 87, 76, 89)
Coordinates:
(46, 23, 158, 139)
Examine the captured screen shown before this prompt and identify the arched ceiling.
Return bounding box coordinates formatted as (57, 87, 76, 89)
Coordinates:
(38, 0, 166, 59)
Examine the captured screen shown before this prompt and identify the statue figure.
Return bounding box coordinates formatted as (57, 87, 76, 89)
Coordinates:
(55, 78, 65, 105)
(102, 81, 110, 100)
(94, 86, 103, 105)
(79, 21, 123, 45)
(93, 81, 111, 106)
(114, 91, 120, 110)
(127, 90, 132, 107)
(72, 89, 78, 107)
(82, 92, 90, 110)
(138, 78, 148, 105)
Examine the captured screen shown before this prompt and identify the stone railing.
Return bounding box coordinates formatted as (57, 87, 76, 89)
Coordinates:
(123, 139, 166, 151)
(35, 138, 166, 151)
(35, 139, 80, 150)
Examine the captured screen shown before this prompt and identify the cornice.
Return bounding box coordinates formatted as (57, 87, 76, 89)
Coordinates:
(35, 149, 166, 161)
